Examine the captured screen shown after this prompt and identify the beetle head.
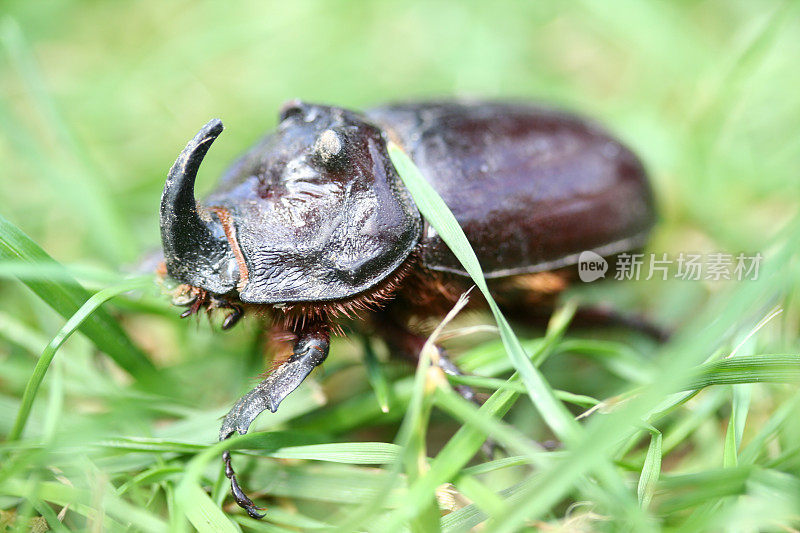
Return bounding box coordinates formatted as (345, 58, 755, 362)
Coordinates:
(162, 102, 421, 304)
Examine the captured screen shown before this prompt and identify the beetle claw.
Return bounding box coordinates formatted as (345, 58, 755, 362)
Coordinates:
(222, 448, 266, 519)
(222, 305, 243, 330)
(176, 291, 244, 329)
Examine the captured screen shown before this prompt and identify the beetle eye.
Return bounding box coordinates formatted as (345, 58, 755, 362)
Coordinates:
(313, 129, 347, 170)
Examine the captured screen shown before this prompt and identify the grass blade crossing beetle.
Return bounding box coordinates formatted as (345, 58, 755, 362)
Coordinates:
(158, 100, 656, 518)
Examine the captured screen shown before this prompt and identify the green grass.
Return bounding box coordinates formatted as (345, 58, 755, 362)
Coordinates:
(2, 1, 800, 531)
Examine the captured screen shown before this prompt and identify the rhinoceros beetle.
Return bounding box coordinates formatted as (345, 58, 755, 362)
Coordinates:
(158, 100, 656, 518)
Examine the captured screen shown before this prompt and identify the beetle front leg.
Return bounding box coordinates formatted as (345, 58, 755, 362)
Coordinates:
(219, 326, 329, 436)
(219, 322, 329, 519)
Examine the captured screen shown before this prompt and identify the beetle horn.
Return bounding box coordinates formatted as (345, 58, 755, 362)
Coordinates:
(160, 119, 235, 290)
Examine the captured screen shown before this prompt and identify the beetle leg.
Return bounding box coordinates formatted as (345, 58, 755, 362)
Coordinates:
(376, 315, 471, 383)
(219, 323, 329, 519)
(219, 326, 329, 436)
(433, 346, 499, 458)
(179, 289, 207, 318)
(375, 317, 484, 403)
(434, 350, 479, 402)
(374, 315, 498, 456)
(570, 305, 670, 342)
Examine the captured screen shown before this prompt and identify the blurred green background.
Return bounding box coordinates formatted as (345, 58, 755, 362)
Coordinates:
(2, 0, 798, 265)
(1, 1, 799, 531)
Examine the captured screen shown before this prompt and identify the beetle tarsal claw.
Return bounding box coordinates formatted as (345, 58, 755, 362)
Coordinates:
(218, 330, 329, 518)
(222, 449, 266, 519)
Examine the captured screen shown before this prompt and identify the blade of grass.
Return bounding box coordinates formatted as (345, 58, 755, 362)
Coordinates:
(723, 407, 738, 468)
(452, 474, 508, 518)
(686, 355, 800, 388)
(432, 386, 551, 466)
(446, 374, 600, 407)
(484, 222, 798, 532)
(733, 385, 752, 450)
(0, 213, 155, 379)
(389, 144, 643, 529)
(740, 390, 800, 464)
(231, 516, 302, 533)
(440, 475, 538, 532)
(389, 142, 578, 443)
(593, 354, 797, 433)
(41, 356, 63, 441)
(460, 456, 532, 477)
(333, 294, 474, 533)
(657, 389, 726, 457)
(362, 337, 391, 413)
(657, 467, 753, 514)
(29, 499, 69, 533)
(374, 305, 573, 532)
(0, 261, 123, 285)
(179, 483, 238, 533)
(0, 478, 166, 531)
(596, 352, 800, 438)
(637, 426, 662, 509)
(116, 466, 185, 496)
(724, 384, 751, 468)
(100, 431, 329, 454)
(233, 508, 331, 530)
(247, 463, 402, 506)
(268, 442, 402, 464)
(7, 277, 151, 441)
